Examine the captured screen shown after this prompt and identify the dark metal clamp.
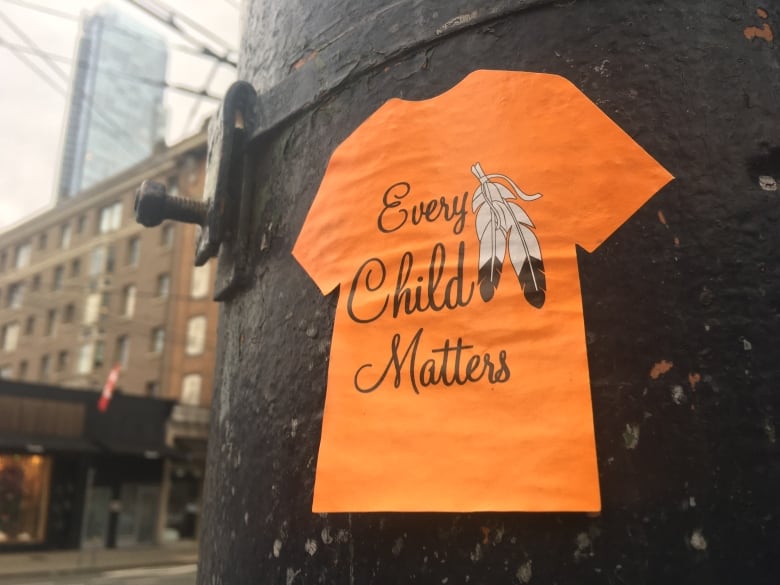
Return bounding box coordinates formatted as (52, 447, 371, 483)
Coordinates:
(134, 81, 257, 301)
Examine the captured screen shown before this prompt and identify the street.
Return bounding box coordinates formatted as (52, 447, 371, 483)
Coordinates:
(0, 564, 196, 585)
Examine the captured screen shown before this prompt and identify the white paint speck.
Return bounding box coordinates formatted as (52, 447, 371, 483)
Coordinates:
(244, 512, 249, 525)
(574, 532, 592, 561)
(392, 537, 404, 557)
(690, 529, 707, 551)
(689, 496, 697, 508)
(517, 560, 533, 583)
(764, 418, 776, 444)
(304, 538, 318, 556)
(671, 385, 686, 405)
(470, 543, 483, 562)
(623, 423, 640, 450)
(273, 539, 283, 558)
(758, 175, 777, 191)
(286, 568, 300, 585)
(594, 59, 610, 77)
(321, 527, 333, 545)
(291, 418, 299, 438)
(742, 338, 753, 351)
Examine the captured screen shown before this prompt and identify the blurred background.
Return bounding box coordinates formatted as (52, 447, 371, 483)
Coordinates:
(0, 1, 240, 581)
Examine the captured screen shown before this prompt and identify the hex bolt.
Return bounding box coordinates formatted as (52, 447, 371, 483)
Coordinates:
(134, 180, 209, 227)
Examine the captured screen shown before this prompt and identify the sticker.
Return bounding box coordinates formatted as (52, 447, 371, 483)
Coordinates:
(293, 70, 673, 512)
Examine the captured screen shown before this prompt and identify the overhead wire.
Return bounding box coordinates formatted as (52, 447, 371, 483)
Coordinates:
(0, 38, 220, 100)
(122, 0, 237, 68)
(0, 0, 78, 21)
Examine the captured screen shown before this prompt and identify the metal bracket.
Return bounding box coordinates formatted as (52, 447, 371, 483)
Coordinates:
(134, 81, 257, 302)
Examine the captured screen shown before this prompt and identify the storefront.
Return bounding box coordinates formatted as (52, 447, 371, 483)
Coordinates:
(0, 380, 177, 552)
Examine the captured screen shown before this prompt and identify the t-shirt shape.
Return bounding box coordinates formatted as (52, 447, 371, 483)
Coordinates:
(293, 70, 673, 512)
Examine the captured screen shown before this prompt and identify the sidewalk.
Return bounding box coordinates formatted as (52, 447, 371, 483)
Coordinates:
(0, 541, 198, 580)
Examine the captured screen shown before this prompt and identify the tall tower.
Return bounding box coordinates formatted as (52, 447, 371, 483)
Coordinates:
(56, 4, 167, 202)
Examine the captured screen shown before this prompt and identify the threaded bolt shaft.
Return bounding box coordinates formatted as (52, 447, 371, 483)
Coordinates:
(134, 180, 209, 227)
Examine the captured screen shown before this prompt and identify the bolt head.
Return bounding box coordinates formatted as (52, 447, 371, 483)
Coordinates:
(135, 180, 168, 227)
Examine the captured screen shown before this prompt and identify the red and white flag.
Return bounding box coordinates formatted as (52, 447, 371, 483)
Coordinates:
(98, 363, 121, 412)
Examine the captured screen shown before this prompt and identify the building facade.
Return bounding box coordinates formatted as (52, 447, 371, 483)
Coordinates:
(57, 4, 167, 202)
(0, 131, 217, 550)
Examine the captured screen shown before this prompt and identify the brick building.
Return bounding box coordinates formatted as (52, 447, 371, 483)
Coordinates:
(0, 131, 217, 549)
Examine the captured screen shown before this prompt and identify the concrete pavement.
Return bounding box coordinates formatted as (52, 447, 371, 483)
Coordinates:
(0, 541, 198, 581)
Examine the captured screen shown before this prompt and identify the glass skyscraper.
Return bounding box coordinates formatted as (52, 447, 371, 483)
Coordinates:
(56, 4, 167, 201)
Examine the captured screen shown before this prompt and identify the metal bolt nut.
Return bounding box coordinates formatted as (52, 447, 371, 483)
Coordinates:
(134, 180, 209, 227)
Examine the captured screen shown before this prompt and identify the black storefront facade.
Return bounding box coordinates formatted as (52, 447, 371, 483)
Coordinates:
(0, 380, 176, 551)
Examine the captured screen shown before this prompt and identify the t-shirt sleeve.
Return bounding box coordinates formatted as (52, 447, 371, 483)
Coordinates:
(293, 155, 370, 295)
(548, 78, 674, 253)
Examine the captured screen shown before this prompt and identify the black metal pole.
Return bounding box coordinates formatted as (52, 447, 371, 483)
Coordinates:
(199, 1, 780, 583)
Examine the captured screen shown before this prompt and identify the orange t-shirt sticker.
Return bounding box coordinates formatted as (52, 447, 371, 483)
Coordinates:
(293, 70, 673, 512)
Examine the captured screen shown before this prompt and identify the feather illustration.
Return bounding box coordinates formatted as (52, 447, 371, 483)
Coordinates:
(471, 162, 546, 308)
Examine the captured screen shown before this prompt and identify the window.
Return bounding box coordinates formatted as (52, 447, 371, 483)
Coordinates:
(150, 327, 165, 354)
(127, 237, 140, 266)
(89, 246, 106, 276)
(161, 223, 174, 247)
(24, 315, 34, 335)
(77, 214, 86, 234)
(191, 264, 211, 299)
(98, 202, 123, 233)
(145, 381, 159, 397)
(52, 265, 64, 291)
(185, 316, 206, 356)
(7, 282, 24, 309)
(83, 294, 100, 325)
(2, 322, 20, 351)
(40, 354, 50, 379)
(94, 340, 105, 368)
(38, 232, 47, 250)
(71, 258, 81, 277)
(15, 243, 31, 269)
(0, 365, 11, 379)
(115, 336, 130, 368)
(60, 223, 72, 249)
(45, 309, 56, 336)
(101, 291, 111, 312)
(0, 455, 53, 544)
(181, 374, 203, 405)
(31, 274, 40, 291)
(77, 343, 94, 374)
(57, 350, 68, 372)
(122, 285, 136, 317)
(105, 246, 115, 274)
(18, 360, 28, 379)
(156, 273, 170, 298)
(63, 303, 75, 323)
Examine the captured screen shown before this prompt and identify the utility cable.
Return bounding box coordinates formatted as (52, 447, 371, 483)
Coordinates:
(0, 39, 220, 100)
(122, 0, 237, 68)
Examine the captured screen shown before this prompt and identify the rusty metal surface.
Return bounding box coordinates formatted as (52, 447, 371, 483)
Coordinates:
(200, 0, 780, 583)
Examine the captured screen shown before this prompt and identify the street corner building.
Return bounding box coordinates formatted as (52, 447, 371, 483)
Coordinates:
(0, 133, 219, 551)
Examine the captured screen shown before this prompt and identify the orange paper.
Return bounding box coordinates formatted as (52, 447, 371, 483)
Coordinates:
(293, 70, 672, 512)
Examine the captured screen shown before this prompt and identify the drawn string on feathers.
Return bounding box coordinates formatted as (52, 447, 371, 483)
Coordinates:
(471, 162, 546, 308)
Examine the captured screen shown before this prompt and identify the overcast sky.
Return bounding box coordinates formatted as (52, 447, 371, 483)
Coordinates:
(0, 0, 240, 230)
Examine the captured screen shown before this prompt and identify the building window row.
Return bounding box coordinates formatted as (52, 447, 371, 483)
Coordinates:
(0, 216, 91, 274)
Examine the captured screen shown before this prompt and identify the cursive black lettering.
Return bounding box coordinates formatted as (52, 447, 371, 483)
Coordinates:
(377, 182, 411, 233)
(347, 257, 388, 324)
